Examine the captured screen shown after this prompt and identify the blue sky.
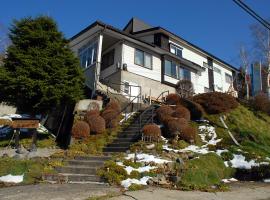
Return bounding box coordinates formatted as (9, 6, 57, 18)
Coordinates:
(0, 0, 269, 67)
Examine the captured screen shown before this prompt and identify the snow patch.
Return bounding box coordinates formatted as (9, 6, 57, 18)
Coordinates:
(121, 176, 151, 189)
(125, 153, 171, 164)
(0, 174, 24, 183)
(222, 178, 238, 183)
(116, 162, 156, 175)
(264, 179, 270, 183)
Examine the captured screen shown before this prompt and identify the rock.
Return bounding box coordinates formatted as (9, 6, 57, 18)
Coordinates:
(169, 175, 181, 184)
(146, 144, 155, 150)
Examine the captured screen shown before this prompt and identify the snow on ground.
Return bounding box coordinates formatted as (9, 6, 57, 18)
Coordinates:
(264, 179, 270, 183)
(116, 162, 157, 175)
(221, 178, 238, 183)
(125, 153, 171, 164)
(121, 176, 151, 189)
(224, 154, 269, 169)
(0, 174, 24, 183)
(216, 149, 229, 156)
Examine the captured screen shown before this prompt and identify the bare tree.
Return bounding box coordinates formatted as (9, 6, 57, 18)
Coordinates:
(176, 80, 194, 98)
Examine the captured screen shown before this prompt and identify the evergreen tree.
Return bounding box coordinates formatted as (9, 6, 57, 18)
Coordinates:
(0, 16, 84, 115)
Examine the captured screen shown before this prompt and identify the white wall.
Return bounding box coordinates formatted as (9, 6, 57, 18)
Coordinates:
(213, 61, 233, 92)
(122, 42, 162, 82)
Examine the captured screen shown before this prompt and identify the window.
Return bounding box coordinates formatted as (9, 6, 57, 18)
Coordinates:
(134, 49, 152, 69)
(79, 42, 98, 68)
(170, 44, 182, 58)
(101, 49, 115, 71)
(213, 67, 221, 74)
(225, 73, 232, 84)
(164, 60, 177, 78)
(178, 67, 191, 81)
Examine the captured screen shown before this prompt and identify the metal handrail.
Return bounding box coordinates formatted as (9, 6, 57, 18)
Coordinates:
(156, 90, 169, 102)
(139, 105, 155, 134)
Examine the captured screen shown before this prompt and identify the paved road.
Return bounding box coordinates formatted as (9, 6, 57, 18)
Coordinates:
(0, 183, 119, 200)
(111, 182, 270, 200)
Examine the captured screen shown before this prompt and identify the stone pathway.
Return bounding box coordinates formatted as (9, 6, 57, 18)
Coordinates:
(0, 183, 119, 200)
(110, 182, 270, 200)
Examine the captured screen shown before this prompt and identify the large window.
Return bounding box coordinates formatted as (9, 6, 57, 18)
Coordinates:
(225, 73, 232, 84)
(79, 42, 98, 68)
(170, 44, 182, 58)
(101, 49, 115, 71)
(134, 49, 152, 69)
(164, 59, 191, 80)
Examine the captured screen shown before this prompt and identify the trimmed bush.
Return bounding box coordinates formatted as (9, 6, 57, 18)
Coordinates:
(193, 92, 238, 114)
(179, 98, 205, 120)
(71, 121, 90, 139)
(156, 105, 174, 123)
(165, 93, 181, 105)
(180, 125, 197, 143)
(250, 93, 270, 114)
(105, 99, 121, 113)
(84, 109, 100, 122)
(164, 117, 188, 138)
(101, 109, 120, 128)
(172, 105, 191, 121)
(85, 115, 105, 134)
(142, 124, 161, 141)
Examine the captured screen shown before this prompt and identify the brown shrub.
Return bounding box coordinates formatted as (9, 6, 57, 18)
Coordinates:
(165, 93, 181, 105)
(180, 126, 197, 143)
(85, 115, 106, 134)
(171, 105, 191, 121)
(193, 92, 238, 114)
(84, 109, 100, 122)
(156, 105, 174, 123)
(178, 98, 205, 120)
(72, 121, 90, 139)
(142, 124, 161, 141)
(101, 109, 120, 128)
(250, 93, 270, 114)
(105, 100, 121, 113)
(164, 117, 189, 138)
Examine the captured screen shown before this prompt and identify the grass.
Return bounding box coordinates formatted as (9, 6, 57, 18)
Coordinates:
(0, 157, 62, 185)
(179, 153, 233, 190)
(205, 104, 270, 159)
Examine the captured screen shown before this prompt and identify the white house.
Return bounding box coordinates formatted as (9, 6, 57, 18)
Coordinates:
(69, 18, 238, 101)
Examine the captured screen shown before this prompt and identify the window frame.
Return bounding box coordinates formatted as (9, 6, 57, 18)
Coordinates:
(170, 43, 183, 58)
(225, 73, 233, 84)
(134, 49, 152, 69)
(79, 41, 98, 69)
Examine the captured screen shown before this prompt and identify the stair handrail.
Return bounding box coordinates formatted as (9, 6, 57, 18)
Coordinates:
(139, 105, 155, 133)
(153, 90, 169, 104)
(118, 92, 142, 124)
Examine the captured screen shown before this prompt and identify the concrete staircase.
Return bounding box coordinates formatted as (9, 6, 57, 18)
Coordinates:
(44, 156, 111, 184)
(103, 105, 157, 153)
(44, 105, 157, 184)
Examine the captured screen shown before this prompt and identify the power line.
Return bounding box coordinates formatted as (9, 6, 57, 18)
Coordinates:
(232, 0, 270, 30)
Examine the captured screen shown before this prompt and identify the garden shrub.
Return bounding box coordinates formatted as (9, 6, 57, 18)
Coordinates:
(250, 93, 270, 114)
(180, 125, 197, 143)
(165, 93, 181, 105)
(220, 151, 234, 161)
(142, 124, 161, 142)
(129, 170, 141, 179)
(101, 109, 120, 128)
(123, 159, 143, 169)
(193, 92, 238, 114)
(156, 105, 174, 123)
(179, 98, 205, 120)
(128, 183, 144, 191)
(172, 105, 191, 121)
(164, 117, 188, 138)
(105, 99, 121, 113)
(71, 121, 90, 139)
(97, 160, 127, 185)
(85, 115, 105, 134)
(84, 109, 100, 122)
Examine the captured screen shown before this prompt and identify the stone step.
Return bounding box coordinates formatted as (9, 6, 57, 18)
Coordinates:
(112, 137, 138, 143)
(61, 173, 103, 182)
(74, 156, 111, 161)
(56, 166, 97, 175)
(106, 142, 133, 148)
(103, 146, 129, 153)
(67, 160, 105, 167)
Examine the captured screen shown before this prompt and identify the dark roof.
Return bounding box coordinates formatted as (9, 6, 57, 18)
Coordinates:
(70, 19, 238, 72)
(132, 26, 239, 71)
